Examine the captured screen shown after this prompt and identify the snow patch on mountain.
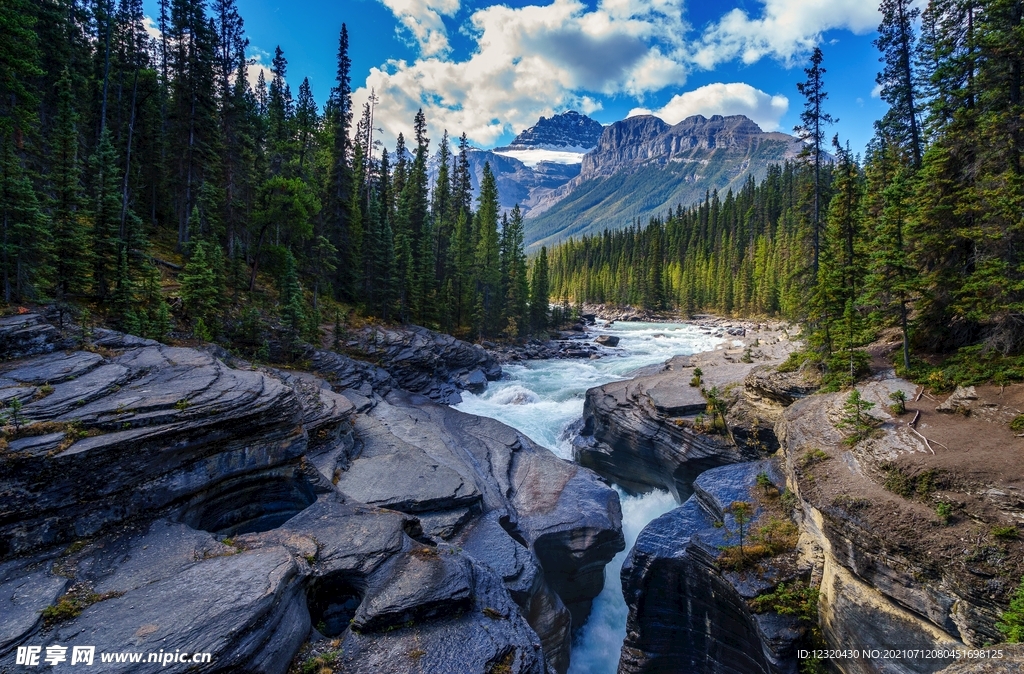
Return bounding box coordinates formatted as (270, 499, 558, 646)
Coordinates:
(492, 147, 591, 167)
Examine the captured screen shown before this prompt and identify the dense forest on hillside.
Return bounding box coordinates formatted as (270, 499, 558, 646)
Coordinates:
(0, 0, 550, 351)
(0, 0, 1021, 381)
(551, 0, 1024, 381)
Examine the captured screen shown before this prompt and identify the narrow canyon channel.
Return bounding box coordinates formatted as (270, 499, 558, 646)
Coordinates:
(456, 321, 725, 673)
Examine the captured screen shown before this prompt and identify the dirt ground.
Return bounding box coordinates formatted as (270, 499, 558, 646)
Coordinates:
(794, 343, 1024, 588)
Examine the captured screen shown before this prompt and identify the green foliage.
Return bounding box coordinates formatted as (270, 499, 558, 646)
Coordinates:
(935, 502, 953, 524)
(701, 386, 729, 434)
(902, 347, 1024, 391)
(799, 448, 829, 468)
(888, 390, 907, 415)
(180, 237, 224, 338)
(992, 526, 1019, 540)
(881, 464, 941, 499)
(997, 576, 1024, 643)
(838, 390, 876, 445)
(750, 582, 820, 623)
(1012, 416, 1024, 434)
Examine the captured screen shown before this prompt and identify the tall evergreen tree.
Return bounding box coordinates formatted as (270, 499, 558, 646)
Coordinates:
(795, 47, 837, 277)
(875, 0, 924, 167)
(473, 163, 501, 337)
(529, 246, 550, 333)
(50, 70, 91, 309)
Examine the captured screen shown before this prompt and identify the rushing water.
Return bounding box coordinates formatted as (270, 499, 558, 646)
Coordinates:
(455, 322, 723, 674)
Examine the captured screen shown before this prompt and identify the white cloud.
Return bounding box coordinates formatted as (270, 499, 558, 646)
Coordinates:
(871, 82, 883, 98)
(360, 0, 690, 148)
(692, 0, 879, 68)
(380, 0, 461, 57)
(628, 82, 789, 131)
(143, 15, 162, 41)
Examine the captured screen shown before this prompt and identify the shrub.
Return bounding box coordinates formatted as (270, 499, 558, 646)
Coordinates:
(889, 390, 907, 416)
(1011, 415, 1024, 434)
(936, 502, 953, 524)
(750, 582, 819, 623)
(881, 465, 941, 499)
(997, 576, 1024, 643)
(993, 526, 1019, 540)
(800, 448, 829, 469)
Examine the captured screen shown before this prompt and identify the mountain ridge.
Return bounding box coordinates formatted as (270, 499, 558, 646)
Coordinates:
(523, 113, 805, 248)
(494, 110, 604, 152)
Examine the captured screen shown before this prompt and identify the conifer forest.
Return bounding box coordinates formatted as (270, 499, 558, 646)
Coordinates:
(0, 0, 1022, 380)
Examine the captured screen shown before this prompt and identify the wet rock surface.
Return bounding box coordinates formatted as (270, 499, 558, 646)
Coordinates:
(339, 325, 501, 404)
(0, 315, 624, 674)
(573, 326, 798, 500)
(619, 461, 802, 674)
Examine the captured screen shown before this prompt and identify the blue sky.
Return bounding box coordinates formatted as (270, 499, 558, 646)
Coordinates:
(146, 0, 891, 154)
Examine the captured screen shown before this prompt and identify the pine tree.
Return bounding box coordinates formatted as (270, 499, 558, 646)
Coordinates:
(499, 205, 529, 337)
(875, 0, 924, 167)
(180, 227, 223, 336)
(529, 246, 550, 333)
(866, 142, 916, 370)
(473, 163, 501, 337)
(795, 47, 837, 278)
(90, 128, 124, 299)
(50, 70, 91, 310)
(278, 249, 305, 333)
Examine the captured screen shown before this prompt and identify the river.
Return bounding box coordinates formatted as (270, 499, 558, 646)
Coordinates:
(455, 321, 723, 674)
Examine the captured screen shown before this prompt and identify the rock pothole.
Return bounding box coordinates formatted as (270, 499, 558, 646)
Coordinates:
(178, 472, 317, 536)
(306, 574, 364, 638)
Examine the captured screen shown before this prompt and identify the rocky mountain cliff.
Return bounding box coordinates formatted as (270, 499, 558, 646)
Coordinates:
(524, 115, 806, 249)
(495, 111, 604, 152)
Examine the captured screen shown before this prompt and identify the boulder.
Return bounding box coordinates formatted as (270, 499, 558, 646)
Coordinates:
(936, 386, 978, 415)
(340, 325, 501, 403)
(595, 335, 620, 347)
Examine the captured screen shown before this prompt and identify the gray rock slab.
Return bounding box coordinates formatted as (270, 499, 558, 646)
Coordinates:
(54, 546, 305, 674)
(335, 451, 481, 515)
(641, 374, 707, 416)
(353, 547, 473, 631)
(0, 569, 69, 657)
(2, 351, 104, 385)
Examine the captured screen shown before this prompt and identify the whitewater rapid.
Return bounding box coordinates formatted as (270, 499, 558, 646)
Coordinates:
(455, 321, 722, 674)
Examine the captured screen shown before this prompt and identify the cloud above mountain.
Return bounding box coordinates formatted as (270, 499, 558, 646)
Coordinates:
(357, 0, 879, 148)
(693, 0, 878, 67)
(357, 0, 689, 147)
(628, 82, 789, 131)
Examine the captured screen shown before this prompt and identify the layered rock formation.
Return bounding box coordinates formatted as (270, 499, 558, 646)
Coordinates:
(573, 327, 798, 500)
(0, 315, 624, 673)
(776, 375, 1024, 674)
(337, 324, 501, 404)
(613, 350, 1024, 674)
(619, 461, 803, 674)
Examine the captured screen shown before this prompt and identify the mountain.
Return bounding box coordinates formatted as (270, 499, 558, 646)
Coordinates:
(462, 149, 581, 213)
(493, 110, 605, 166)
(523, 114, 806, 249)
(497, 110, 605, 150)
(427, 149, 581, 214)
